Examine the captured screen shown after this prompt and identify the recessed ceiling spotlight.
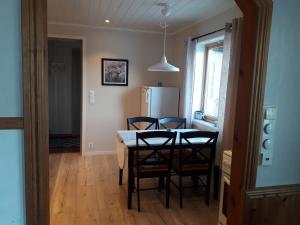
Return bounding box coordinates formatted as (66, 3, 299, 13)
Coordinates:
(105, 19, 110, 23)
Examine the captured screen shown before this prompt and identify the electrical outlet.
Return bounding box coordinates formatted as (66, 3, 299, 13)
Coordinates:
(261, 152, 272, 166)
(88, 142, 94, 150)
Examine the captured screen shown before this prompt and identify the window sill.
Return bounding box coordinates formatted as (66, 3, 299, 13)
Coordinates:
(192, 119, 218, 131)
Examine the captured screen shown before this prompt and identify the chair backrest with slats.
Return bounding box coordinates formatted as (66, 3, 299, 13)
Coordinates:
(179, 131, 219, 170)
(159, 117, 187, 129)
(127, 117, 158, 130)
(135, 131, 177, 174)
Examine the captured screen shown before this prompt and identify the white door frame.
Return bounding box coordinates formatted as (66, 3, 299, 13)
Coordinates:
(48, 34, 87, 154)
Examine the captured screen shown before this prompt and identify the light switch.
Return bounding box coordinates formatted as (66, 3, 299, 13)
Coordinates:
(265, 106, 277, 120)
(89, 90, 95, 104)
(260, 106, 277, 166)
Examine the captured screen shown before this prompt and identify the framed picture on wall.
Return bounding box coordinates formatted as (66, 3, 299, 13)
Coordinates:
(101, 58, 129, 86)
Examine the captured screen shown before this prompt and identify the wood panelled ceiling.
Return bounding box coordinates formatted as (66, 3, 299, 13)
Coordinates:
(48, 0, 236, 34)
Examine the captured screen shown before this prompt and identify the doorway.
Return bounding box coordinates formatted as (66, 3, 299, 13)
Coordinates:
(48, 38, 82, 153)
(21, 1, 279, 225)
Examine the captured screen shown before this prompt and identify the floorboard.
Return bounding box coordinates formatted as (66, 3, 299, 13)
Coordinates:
(50, 153, 219, 225)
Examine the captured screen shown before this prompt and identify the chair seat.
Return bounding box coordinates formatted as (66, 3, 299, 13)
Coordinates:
(172, 149, 191, 158)
(134, 164, 168, 173)
(172, 160, 209, 172)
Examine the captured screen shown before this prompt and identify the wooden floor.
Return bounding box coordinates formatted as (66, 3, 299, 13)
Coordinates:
(50, 153, 219, 225)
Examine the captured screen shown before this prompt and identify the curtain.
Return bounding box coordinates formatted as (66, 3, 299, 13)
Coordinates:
(222, 18, 243, 150)
(216, 23, 232, 164)
(182, 37, 197, 128)
(217, 18, 243, 164)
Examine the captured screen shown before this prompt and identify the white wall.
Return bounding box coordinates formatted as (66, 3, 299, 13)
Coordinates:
(256, 0, 300, 187)
(48, 24, 178, 153)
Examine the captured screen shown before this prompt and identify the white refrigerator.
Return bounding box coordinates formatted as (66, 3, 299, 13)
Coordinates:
(141, 86, 180, 118)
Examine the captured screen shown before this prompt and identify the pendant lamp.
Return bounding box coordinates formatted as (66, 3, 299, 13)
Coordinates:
(148, 3, 180, 72)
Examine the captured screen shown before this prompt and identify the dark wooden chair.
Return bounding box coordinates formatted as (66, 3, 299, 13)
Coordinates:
(158, 117, 187, 161)
(131, 131, 177, 211)
(127, 116, 159, 130)
(159, 117, 187, 129)
(172, 131, 218, 207)
(119, 117, 159, 185)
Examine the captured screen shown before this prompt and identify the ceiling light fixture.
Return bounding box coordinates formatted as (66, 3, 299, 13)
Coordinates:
(105, 19, 110, 23)
(148, 1, 179, 72)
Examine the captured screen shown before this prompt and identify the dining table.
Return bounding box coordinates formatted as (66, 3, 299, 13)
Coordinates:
(115, 128, 214, 209)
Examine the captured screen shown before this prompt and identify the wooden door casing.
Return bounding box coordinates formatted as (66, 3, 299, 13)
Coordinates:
(22, 0, 49, 225)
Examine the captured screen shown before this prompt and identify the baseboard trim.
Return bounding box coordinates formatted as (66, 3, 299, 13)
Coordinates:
(247, 184, 300, 198)
(82, 150, 117, 156)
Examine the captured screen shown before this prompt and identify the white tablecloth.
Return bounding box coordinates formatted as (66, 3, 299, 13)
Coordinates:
(116, 129, 207, 169)
(115, 136, 128, 169)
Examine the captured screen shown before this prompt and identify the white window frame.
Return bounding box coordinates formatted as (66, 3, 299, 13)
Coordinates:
(200, 41, 224, 123)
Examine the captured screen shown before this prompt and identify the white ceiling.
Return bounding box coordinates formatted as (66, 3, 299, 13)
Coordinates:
(48, 0, 236, 34)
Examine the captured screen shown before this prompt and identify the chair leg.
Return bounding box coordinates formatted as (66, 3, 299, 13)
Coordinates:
(130, 175, 134, 193)
(206, 174, 211, 206)
(137, 177, 141, 212)
(119, 168, 123, 185)
(128, 175, 133, 209)
(166, 176, 170, 208)
(161, 176, 165, 189)
(192, 175, 198, 190)
(179, 175, 183, 208)
(159, 176, 164, 192)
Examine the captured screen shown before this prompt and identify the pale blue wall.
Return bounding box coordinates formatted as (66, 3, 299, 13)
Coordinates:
(0, 0, 22, 117)
(256, 0, 300, 187)
(0, 0, 25, 224)
(0, 131, 25, 225)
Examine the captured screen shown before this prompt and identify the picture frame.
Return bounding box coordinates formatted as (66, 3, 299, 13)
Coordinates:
(101, 58, 129, 86)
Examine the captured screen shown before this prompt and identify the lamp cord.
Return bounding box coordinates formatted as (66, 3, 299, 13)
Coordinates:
(163, 21, 166, 57)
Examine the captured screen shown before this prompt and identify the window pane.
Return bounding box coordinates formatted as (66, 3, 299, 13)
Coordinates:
(204, 45, 223, 118)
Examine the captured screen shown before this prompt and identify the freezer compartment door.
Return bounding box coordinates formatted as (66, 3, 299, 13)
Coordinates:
(150, 87, 179, 118)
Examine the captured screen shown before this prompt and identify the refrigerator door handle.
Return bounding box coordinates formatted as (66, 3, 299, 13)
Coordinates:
(145, 88, 150, 104)
(146, 88, 152, 117)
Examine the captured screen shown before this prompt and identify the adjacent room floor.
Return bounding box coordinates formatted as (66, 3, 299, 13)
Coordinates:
(50, 153, 219, 225)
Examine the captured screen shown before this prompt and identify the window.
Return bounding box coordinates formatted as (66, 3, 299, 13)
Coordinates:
(194, 41, 224, 123)
(203, 43, 224, 120)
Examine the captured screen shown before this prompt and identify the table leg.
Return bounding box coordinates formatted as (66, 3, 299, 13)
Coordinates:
(119, 168, 123, 185)
(128, 149, 133, 209)
(213, 165, 220, 200)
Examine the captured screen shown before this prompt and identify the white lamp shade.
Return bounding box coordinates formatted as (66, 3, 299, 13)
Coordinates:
(148, 56, 180, 72)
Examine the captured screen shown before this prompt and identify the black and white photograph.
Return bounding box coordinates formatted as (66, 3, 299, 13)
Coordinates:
(101, 58, 128, 86)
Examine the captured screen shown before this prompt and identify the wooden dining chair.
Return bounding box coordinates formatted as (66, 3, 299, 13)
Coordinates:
(119, 117, 159, 185)
(158, 117, 187, 163)
(172, 131, 218, 207)
(158, 117, 187, 129)
(131, 131, 177, 211)
(127, 116, 159, 130)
